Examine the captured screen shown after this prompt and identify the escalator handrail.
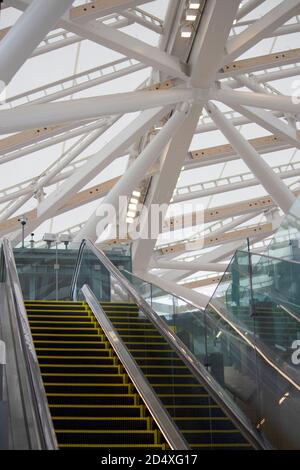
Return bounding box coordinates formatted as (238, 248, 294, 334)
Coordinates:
(81, 284, 189, 450)
(2, 238, 58, 450)
(71, 238, 266, 450)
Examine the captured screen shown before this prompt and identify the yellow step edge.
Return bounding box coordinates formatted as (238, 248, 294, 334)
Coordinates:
(28, 316, 91, 319)
(55, 430, 156, 434)
(190, 444, 252, 448)
(132, 357, 182, 361)
(152, 384, 204, 387)
(37, 355, 115, 360)
(166, 405, 220, 409)
(31, 327, 99, 331)
(157, 394, 209, 397)
(26, 309, 88, 313)
(36, 349, 110, 352)
(49, 404, 142, 409)
(44, 383, 130, 387)
(29, 321, 94, 325)
(32, 334, 104, 337)
(182, 429, 241, 434)
(40, 364, 121, 369)
(47, 393, 137, 397)
(35, 341, 108, 344)
(58, 444, 165, 449)
(175, 417, 230, 421)
(42, 373, 126, 378)
(52, 417, 147, 421)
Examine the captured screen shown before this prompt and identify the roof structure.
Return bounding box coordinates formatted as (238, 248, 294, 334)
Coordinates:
(0, 0, 300, 303)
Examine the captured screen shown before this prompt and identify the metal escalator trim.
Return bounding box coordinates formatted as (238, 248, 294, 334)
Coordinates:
(82, 284, 189, 451)
(73, 239, 267, 450)
(2, 238, 58, 450)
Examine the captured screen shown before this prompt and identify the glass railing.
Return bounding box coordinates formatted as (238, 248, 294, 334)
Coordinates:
(71, 240, 263, 450)
(120, 258, 300, 449)
(13, 242, 132, 301)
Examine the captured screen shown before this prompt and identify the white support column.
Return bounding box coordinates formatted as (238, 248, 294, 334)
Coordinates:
(189, 0, 241, 88)
(206, 101, 295, 213)
(0, 0, 74, 84)
(223, 0, 300, 64)
(0, 88, 194, 134)
(212, 88, 300, 114)
(74, 104, 191, 243)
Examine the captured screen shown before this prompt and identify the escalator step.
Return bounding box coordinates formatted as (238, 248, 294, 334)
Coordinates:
(28, 311, 90, 317)
(31, 327, 99, 335)
(145, 374, 198, 385)
(127, 349, 177, 358)
(59, 444, 165, 449)
(55, 430, 158, 445)
(131, 358, 183, 366)
(44, 383, 131, 394)
(40, 365, 120, 374)
(32, 335, 105, 342)
(152, 384, 205, 394)
(34, 341, 107, 349)
(140, 366, 192, 375)
(183, 430, 249, 445)
(26, 306, 88, 312)
(29, 321, 95, 328)
(52, 417, 149, 431)
(174, 417, 237, 430)
(109, 323, 157, 331)
(42, 374, 125, 384)
(167, 406, 224, 418)
(37, 356, 116, 365)
(28, 315, 92, 322)
(47, 394, 137, 406)
(158, 394, 211, 406)
(36, 349, 111, 357)
(128, 342, 174, 351)
(190, 443, 251, 450)
(49, 405, 143, 418)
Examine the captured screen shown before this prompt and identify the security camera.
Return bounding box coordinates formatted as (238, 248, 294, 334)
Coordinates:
(18, 216, 28, 226)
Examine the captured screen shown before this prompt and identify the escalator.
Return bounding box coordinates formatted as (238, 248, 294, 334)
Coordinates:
(1, 237, 266, 449)
(24, 299, 252, 450)
(25, 300, 166, 449)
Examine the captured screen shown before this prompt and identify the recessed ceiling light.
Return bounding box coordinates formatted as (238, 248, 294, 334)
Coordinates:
(189, 1, 201, 9)
(186, 9, 197, 21)
(132, 190, 141, 198)
(181, 25, 193, 38)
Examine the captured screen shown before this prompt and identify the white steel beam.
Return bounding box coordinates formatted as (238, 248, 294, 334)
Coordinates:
(206, 101, 295, 213)
(0, 88, 194, 134)
(0, 0, 74, 84)
(152, 260, 227, 273)
(36, 107, 168, 221)
(70, 1, 153, 22)
(212, 87, 300, 114)
(189, 0, 241, 88)
(74, 104, 191, 243)
(137, 271, 210, 309)
(235, 0, 265, 21)
(6, 59, 147, 107)
(219, 47, 300, 77)
(59, 15, 189, 80)
(223, 0, 300, 64)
